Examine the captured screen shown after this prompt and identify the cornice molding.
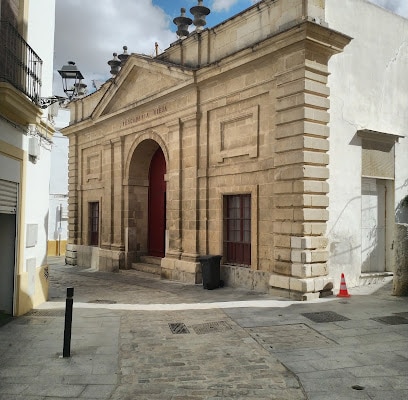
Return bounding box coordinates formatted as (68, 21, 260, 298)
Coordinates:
(0, 82, 42, 125)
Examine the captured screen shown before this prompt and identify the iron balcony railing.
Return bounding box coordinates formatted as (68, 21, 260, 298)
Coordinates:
(0, 20, 42, 103)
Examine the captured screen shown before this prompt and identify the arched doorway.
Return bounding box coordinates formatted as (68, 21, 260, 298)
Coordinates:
(148, 147, 166, 257)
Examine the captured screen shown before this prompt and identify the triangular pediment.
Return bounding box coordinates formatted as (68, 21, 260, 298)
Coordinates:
(93, 55, 194, 118)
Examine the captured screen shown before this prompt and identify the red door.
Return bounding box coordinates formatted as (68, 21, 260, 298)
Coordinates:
(148, 148, 166, 257)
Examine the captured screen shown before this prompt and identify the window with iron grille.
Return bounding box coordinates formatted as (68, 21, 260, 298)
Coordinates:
(89, 202, 99, 246)
(224, 194, 251, 266)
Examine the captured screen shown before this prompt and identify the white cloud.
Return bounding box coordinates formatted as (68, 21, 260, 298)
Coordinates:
(54, 0, 175, 96)
(211, 0, 240, 12)
(211, 0, 259, 13)
(368, 0, 408, 18)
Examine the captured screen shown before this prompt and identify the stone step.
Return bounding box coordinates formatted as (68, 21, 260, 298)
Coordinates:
(359, 272, 393, 286)
(131, 262, 161, 275)
(140, 256, 162, 266)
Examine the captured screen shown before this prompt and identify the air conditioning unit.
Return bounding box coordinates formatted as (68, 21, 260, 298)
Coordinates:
(29, 137, 40, 159)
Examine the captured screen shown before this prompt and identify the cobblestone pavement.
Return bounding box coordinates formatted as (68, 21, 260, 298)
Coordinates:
(0, 258, 407, 399)
(113, 309, 303, 400)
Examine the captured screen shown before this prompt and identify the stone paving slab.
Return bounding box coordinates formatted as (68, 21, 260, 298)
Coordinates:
(248, 323, 335, 351)
(1, 258, 408, 399)
(0, 306, 120, 400)
(225, 282, 408, 400)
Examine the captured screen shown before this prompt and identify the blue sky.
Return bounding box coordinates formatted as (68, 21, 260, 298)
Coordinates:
(152, 0, 257, 30)
(53, 0, 407, 97)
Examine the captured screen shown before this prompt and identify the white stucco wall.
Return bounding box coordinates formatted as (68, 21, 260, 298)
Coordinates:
(23, 0, 56, 268)
(48, 123, 69, 243)
(24, 139, 52, 267)
(0, 123, 53, 271)
(50, 112, 69, 195)
(27, 0, 55, 98)
(326, 0, 408, 287)
(0, 118, 24, 149)
(49, 132, 68, 194)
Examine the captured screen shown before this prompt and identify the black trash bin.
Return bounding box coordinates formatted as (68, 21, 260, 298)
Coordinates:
(199, 255, 223, 290)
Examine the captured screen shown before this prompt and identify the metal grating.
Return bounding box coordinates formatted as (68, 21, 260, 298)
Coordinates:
(302, 311, 350, 323)
(371, 316, 408, 325)
(191, 320, 231, 335)
(26, 309, 65, 317)
(88, 299, 117, 304)
(169, 322, 190, 334)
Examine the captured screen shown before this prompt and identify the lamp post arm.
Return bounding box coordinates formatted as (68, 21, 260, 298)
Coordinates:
(35, 95, 67, 109)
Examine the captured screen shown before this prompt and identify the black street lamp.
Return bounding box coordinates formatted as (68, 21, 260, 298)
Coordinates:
(36, 61, 86, 109)
(58, 61, 85, 99)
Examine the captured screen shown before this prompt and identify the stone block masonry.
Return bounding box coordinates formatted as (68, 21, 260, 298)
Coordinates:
(61, 1, 351, 299)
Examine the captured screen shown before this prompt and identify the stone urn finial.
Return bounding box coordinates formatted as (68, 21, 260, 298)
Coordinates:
(108, 53, 121, 76)
(173, 8, 192, 38)
(118, 46, 129, 66)
(190, 0, 210, 32)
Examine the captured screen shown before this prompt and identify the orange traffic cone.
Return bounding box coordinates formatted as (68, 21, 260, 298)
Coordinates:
(337, 273, 351, 298)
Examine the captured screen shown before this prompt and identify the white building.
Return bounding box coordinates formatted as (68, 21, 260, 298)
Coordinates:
(48, 109, 69, 257)
(326, 0, 408, 289)
(0, 0, 56, 315)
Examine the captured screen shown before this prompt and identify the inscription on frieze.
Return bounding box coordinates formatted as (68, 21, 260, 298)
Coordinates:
(121, 104, 168, 128)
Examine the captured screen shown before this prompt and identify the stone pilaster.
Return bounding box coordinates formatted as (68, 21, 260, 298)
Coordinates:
(161, 115, 201, 284)
(101, 140, 113, 248)
(165, 120, 183, 256)
(111, 137, 125, 251)
(270, 24, 351, 299)
(180, 114, 200, 260)
(162, 120, 183, 280)
(66, 133, 79, 266)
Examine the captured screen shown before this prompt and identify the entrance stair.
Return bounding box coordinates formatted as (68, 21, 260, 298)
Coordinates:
(359, 272, 393, 285)
(131, 256, 161, 275)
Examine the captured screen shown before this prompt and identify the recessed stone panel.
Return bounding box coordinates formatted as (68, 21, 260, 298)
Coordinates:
(209, 103, 260, 163)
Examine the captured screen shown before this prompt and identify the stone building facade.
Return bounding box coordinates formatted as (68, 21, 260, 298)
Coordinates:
(63, 0, 408, 299)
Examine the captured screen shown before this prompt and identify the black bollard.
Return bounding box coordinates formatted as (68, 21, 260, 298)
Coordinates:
(63, 287, 74, 358)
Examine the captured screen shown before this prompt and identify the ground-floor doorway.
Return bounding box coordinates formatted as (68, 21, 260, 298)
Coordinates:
(361, 177, 390, 273)
(148, 147, 166, 257)
(0, 213, 16, 314)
